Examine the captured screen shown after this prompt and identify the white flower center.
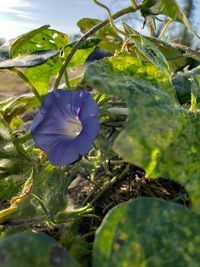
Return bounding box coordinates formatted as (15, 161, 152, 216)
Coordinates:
(65, 119, 82, 139)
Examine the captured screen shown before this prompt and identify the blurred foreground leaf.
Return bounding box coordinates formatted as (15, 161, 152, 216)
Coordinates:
(0, 231, 80, 267)
(93, 197, 200, 267)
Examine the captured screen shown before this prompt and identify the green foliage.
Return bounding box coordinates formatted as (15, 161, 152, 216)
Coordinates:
(22, 30, 98, 94)
(123, 24, 187, 73)
(141, 0, 198, 37)
(0, 94, 40, 123)
(0, 1, 200, 266)
(0, 164, 69, 226)
(10, 26, 68, 95)
(77, 18, 122, 53)
(93, 197, 200, 267)
(10, 25, 68, 57)
(64, 38, 101, 67)
(82, 55, 200, 214)
(0, 115, 32, 199)
(0, 231, 80, 267)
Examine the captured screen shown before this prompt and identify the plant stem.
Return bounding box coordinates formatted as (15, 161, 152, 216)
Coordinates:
(9, 68, 42, 103)
(64, 70, 71, 89)
(93, 0, 125, 36)
(158, 18, 173, 39)
(130, 0, 138, 9)
(14, 132, 32, 144)
(53, 5, 140, 90)
(86, 165, 130, 206)
(108, 107, 128, 115)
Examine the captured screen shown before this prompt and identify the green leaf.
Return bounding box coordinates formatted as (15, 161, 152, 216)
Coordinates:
(10, 26, 68, 57)
(0, 115, 32, 199)
(141, 0, 198, 37)
(8, 27, 69, 95)
(77, 18, 122, 53)
(0, 94, 40, 123)
(32, 164, 69, 215)
(172, 67, 200, 105)
(0, 50, 58, 69)
(123, 24, 186, 73)
(0, 163, 69, 225)
(10, 25, 50, 57)
(82, 56, 200, 214)
(93, 197, 200, 267)
(24, 56, 61, 95)
(68, 37, 101, 50)
(64, 38, 101, 68)
(0, 231, 80, 267)
(77, 18, 100, 33)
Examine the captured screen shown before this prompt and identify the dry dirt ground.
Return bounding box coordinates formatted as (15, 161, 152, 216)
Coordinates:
(0, 71, 28, 100)
(0, 66, 85, 100)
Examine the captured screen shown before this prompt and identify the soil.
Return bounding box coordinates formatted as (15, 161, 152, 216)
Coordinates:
(68, 165, 190, 243)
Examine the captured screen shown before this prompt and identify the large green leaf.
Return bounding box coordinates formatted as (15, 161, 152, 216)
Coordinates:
(8, 26, 69, 94)
(141, 0, 198, 37)
(24, 38, 99, 94)
(10, 26, 68, 57)
(0, 231, 80, 267)
(93, 197, 200, 267)
(24, 56, 61, 95)
(82, 56, 200, 214)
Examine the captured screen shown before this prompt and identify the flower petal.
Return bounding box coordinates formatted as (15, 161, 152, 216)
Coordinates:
(74, 133, 93, 155)
(47, 140, 79, 166)
(53, 90, 84, 118)
(79, 93, 99, 121)
(82, 117, 99, 139)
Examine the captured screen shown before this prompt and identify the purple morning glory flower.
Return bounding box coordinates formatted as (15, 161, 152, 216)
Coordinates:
(31, 89, 99, 166)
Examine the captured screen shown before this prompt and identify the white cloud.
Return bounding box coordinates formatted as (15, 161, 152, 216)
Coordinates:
(0, 0, 31, 9)
(1, 7, 37, 20)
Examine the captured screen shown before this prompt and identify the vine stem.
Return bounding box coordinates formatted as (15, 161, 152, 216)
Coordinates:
(158, 18, 173, 39)
(9, 68, 42, 103)
(83, 165, 130, 206)
(53, 5, 140, 90)
(93, 0, 125, 36)
(130, 0, 138, 9)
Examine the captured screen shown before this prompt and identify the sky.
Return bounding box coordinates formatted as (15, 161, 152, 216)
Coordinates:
(0, 0, 131, 40)
(0, 0, 200, 41)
